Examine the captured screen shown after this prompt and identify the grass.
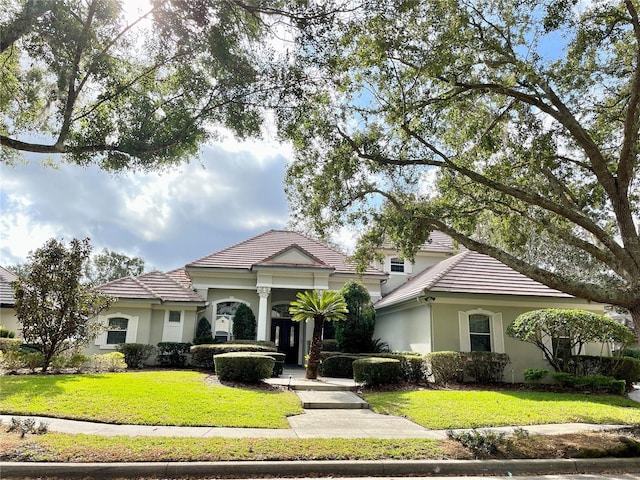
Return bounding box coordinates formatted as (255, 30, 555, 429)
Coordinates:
(0, 433, 446, 462)
(0, 371, 303, 428)
(364, 389, 640, 429)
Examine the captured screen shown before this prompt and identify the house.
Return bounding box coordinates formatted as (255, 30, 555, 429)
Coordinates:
(0, 266, 18, 334)
(89, 230, 386, 363)
(372, 233, 608, 381)
(2, 230, 610, 380)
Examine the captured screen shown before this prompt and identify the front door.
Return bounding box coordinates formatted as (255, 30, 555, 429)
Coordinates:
(270, 318, 300, 364)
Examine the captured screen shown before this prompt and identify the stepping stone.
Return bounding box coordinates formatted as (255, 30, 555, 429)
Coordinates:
(295, 390, 369, 409)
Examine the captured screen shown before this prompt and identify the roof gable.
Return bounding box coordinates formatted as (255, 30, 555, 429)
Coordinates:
(255, 245, 332, 269)
(187, 230, 384, 276)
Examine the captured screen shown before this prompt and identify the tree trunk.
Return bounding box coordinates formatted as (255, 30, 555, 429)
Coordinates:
(630, 305, 640, 348)
(306, 315, 325, 380)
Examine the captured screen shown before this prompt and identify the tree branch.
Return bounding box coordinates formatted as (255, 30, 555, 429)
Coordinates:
(0, 0, 53, 53)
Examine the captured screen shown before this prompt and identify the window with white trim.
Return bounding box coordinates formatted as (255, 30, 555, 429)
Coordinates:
(107, 317, 128, 345)
(168, 311, 181, 323)
(390, 257, 405, 273)
(469, 314, 491, 352)
(458, 309, 505, 354)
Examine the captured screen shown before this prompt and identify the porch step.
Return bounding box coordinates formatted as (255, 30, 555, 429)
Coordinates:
(295, 390, 369, 409)
(289, 382, 353, 392)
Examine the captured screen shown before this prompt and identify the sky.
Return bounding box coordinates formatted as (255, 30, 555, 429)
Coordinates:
(0, 137, 303, 272)
(0, 1, 365, 274)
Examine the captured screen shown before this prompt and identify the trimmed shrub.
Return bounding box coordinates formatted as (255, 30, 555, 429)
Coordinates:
(553, 372, 626, 394)
(67, 353, 90, 372)
(619, 348, 640, 359)
(523, 369, 549, 383)
(157, 342, 191, 367)
(190, 343, 277, 370)
(232, 304, 256, 340)
(193, 318, 214, 345)
(373, 352, 426, 384)
(261, 351, 286, 377)
(227, 340, 277, 348)
(321, 339, 339, 352)
(569, 355, 640, 390)
(92, 352, 127, 372)
(427, 351, 465, 384)
(320, 355, 360, 378)
(353, 357, 401, 386)
(0, 338, 21, 353)
(0, 326, 15, 338)
(117, 343, 155, 369)
(463, 352, 511, 383)
(214, 352, 275, 383)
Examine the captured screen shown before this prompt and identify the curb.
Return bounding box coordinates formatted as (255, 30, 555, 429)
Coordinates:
(2, 458, 640, 478)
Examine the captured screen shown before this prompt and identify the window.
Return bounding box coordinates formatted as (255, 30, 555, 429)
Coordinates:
(214, 300, 246, 342)
(469, 314, 491, 352)
(458, 309, 505, 354)
(107, 317, 128, 345)
(553, 336, 572, 360)
(168, 311, 181, 323)
(390, 257, 405, 273)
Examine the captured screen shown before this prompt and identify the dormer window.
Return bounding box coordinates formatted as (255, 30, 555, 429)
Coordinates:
(390, 257, 405, 273)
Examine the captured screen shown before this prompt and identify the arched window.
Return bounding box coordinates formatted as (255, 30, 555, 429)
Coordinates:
(214, 300, 249, 342)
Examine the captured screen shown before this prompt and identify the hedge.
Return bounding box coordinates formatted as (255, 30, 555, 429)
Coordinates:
(427, 352, 465, 384)
(157, 342, 191, 367)
(214, 352, 275, 383)
(552, 372, 626, 395)
(117, 343, 155, 369)
(353, 357, 401, 386)
(568, 355, 640, 390)
(463, 352, 510, 383)
(320, 355, 360, 378)
(190, 343, 277, 370)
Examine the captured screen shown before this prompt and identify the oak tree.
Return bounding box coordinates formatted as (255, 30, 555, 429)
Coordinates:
(281, 0, 640, 340)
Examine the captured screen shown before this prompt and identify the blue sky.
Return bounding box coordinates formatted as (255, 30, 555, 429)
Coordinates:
(0, 138, 296, 272)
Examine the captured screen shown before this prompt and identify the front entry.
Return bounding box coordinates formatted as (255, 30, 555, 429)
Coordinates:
(270, 318, 300, 364)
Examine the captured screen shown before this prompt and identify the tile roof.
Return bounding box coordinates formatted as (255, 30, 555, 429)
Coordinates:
(376, 250, 572, 308)
(381, 230, 456, 254)
(187, 230, 385, 276)
(97, 270, 204, 303)
(0, 266, 17, 306)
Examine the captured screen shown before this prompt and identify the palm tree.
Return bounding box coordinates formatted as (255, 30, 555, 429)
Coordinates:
(289, 290, 348, 379)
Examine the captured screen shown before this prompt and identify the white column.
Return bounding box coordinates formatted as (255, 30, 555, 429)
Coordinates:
(256, 287, 271, 341)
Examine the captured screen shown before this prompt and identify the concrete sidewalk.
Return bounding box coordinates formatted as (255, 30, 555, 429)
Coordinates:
(0, 411, 630, 440)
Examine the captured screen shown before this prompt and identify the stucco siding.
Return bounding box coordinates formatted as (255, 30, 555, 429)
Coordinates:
(0, 307, 20, 338)
(375, 304, 431, 354)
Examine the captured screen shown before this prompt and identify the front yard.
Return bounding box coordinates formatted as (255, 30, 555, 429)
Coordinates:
(2, 370, 640, 462)
(0, 370, 303, 428)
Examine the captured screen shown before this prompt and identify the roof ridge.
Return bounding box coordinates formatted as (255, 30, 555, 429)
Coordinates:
(160, 269, 196, 292)
(423, 250, 471, 290)
(186, 229, 278, 266)
(133, 272, 164, 301)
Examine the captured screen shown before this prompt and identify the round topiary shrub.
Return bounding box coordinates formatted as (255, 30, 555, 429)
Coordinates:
(353, 357, 401, 386)
(320, 354, 360, 378)
(214, 352, 275, 383)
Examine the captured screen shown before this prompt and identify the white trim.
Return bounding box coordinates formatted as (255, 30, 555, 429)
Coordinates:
(96, 313, 138, 349)
(162, 310, 184, 342)
(213, 298, 251, 341)
(458, 308, 504, 353)
(458, 311, 471, 351)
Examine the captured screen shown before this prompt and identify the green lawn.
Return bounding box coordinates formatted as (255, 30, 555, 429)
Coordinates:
(364, 390, 640, 429)
(11, 434, 444, 462)
(0, 371, 303, 428)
